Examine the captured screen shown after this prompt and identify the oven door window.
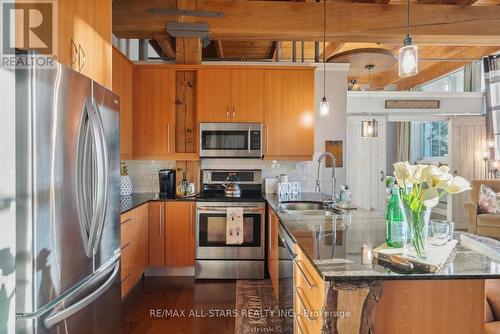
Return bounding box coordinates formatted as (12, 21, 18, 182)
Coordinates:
(198, 213, 261, 247)
(201, 131, 249, 150)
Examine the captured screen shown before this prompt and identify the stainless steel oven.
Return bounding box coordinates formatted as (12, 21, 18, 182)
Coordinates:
(195, 202, 265, 279)
(199, 123, 263, 158)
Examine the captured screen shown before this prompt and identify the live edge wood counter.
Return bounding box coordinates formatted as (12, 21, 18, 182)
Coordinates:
(266, 193, 500, 334)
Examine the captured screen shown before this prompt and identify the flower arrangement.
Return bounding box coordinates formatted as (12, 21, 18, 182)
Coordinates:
(393, 162, 471, 257)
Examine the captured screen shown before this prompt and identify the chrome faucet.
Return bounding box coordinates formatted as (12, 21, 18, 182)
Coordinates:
(315, 152, 337, 201)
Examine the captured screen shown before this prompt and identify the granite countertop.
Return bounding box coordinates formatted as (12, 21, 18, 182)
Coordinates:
(266, 193, 500, 281)
(120, 192, 197, 214)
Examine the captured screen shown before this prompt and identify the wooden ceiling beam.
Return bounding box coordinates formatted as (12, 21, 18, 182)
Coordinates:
(369, 45, 500, 89)
(151, 32, 176, 59)
(113, 0, 500, 45)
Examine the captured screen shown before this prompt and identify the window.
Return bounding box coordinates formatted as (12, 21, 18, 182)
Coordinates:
(415, 68, 464, 92)
(422, 121, 448, 158)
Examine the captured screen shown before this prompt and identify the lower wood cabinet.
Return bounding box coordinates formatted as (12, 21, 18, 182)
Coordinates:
(268, 208, 279, 301)
(165, 201, 196, 267)
(120, 203, 149, 298)
(148, 201, 165, 266)
(293, 245, 325, 334)
(147, 201, 196, 268)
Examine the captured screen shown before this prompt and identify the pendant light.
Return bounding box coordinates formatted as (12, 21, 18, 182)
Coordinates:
(361, 65, 378, 138)
(319, 0, 330, 117)
(398, 0, 418, 77)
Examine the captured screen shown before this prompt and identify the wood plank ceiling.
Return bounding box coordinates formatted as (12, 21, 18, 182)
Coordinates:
(112, 0, 500, 90)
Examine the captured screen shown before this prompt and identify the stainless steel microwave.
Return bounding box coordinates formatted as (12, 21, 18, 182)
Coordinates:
(199, 123, 263, 158)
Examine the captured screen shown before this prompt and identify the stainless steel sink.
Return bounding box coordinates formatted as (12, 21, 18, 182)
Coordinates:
(279, 201, 340, 216)
(280, 201, 324, 211)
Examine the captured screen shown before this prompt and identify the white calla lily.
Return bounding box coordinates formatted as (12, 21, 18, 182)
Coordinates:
(425, 165, 452, 189)
(445, 176, 472, 194)
(409, 164, 427, 184)
(422, 187, 439, 208)
(393, 161, 413, 187)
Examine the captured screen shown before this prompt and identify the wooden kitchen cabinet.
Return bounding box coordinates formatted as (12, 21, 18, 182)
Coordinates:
(120, 203, 149, 298)
(230, 69, 264, 122)
(133, 68, 176, 159)
(268, 208, 279, 301)
(58, 0, 112, 88)
(264, 69, 315, 160)
(148, 202, 165, 267)
(165, 201, 196, 267)
(112, 47, 133, 160)
(197, 69, 232, 122)
(197, 68, 264, 123)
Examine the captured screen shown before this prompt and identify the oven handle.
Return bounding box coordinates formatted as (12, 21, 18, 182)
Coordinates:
(196, 207, 264, 213)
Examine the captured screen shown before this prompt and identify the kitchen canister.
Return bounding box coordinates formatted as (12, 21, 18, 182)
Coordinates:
(120, 162, 133, 196)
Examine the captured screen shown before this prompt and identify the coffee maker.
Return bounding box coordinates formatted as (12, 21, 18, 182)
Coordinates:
(159, 169, 176, 199)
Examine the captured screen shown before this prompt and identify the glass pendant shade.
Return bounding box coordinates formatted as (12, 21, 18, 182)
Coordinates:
(361, 119, 378, 138)
(319, 96, 330, 117)
(398, 44, 418, 77)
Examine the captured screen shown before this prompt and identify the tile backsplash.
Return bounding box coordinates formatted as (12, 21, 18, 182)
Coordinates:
(123, 154, 342, 195)
(123, 160, 175, 193)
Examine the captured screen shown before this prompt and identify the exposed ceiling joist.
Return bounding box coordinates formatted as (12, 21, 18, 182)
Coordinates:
(113, 0, 500, 45)
(151, 32, 176, 59)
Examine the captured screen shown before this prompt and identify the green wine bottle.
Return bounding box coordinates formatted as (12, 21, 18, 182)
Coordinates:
(386, 185, 407, 248)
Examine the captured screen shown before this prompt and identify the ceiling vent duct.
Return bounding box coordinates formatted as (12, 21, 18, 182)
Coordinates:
(166, 22, 209, 38)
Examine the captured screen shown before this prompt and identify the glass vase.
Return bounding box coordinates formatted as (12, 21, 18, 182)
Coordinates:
(403, 205, 431, 259)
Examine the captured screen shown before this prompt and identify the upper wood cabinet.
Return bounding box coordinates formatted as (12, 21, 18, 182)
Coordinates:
(230, 69, 264, 122)
(197, 68, 264, 123)
(264, 69, 315, 160)
(133, 67, 176, 159)
(58, 0, 112, 88)
(197, 69, 232, 122)
(165, 201, 196, 268)
(112, 47, 133, 160)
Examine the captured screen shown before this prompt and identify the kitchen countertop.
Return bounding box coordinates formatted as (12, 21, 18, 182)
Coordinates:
(120, 192, 196, 214)
(265, 193, 500, 282)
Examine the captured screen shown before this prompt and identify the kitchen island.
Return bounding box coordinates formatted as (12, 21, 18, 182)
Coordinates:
(266, 194, 500, 334)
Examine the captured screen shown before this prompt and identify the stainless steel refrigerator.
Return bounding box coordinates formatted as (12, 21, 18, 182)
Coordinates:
(15, 60, 121, 333)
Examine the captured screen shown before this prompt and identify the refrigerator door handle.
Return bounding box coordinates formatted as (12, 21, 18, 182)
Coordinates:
(87, 100, 109, 255)
(76, 98, 109, 257)
(44, 259, 120, 328)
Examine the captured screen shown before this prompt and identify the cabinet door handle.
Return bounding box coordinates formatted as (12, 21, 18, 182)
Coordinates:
(167, 124, 171, 153)
(121, 240, 134, 252)
(295, 287, 318, 320)
(295, 317, 307, 334)
(226, 106, 230, 118)
(70, 39, 78, 66)
(121, 217, 134, 225)
(295, 260, 317, 289)
(190, 203, 194, 236)
(232, 106, 236, 117)
(159, 204, 163, 236)
(265, 126, 269, 153)
(78, 44, 86, 72)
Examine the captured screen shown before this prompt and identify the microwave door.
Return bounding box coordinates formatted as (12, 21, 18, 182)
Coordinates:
(199, 123, 262, 158)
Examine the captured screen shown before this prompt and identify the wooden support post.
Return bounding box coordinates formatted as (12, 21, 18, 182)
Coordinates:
(175, 71, 197, 154)
(324, 281, 383, 334)
(175, 0, 202, 65)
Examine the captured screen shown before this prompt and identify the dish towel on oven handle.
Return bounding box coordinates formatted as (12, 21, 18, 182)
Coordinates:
(226, 207, 244, 245)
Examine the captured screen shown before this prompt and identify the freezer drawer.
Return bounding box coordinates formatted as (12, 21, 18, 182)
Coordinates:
(17, 256, 121, 334)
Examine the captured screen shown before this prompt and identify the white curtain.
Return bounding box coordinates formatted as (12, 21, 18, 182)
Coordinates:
(396, 122, 411, 162)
